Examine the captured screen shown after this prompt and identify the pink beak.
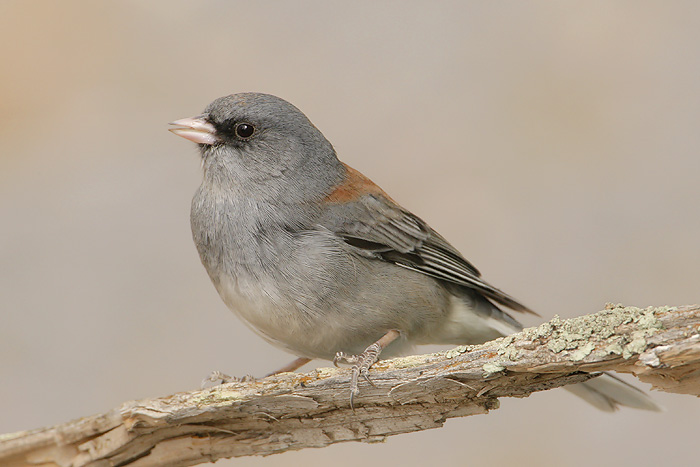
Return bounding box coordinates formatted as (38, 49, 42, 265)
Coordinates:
(169, 116, 219, 145)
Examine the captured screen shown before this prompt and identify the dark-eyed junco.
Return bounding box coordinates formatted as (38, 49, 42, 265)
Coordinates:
(170, 93, 659, 411)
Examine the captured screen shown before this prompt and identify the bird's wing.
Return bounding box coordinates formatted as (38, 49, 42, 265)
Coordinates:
(318, 167, 535, 315)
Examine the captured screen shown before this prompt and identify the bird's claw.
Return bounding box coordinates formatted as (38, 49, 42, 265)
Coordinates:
(335, 342, 383, 410)
(333, 351, 359, 366)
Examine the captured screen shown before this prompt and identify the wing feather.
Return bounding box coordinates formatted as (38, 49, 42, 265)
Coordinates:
(319, 193, 536, 315)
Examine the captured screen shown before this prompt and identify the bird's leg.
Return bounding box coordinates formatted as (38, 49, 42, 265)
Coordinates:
(264, 357, 312, 377)
(333, 330, 401, 409)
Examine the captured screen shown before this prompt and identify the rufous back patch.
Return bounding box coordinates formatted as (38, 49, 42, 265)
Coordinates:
(325, 163, 394, 203)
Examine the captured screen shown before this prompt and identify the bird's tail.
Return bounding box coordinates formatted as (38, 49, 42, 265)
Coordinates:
(564, 372, 662, 412)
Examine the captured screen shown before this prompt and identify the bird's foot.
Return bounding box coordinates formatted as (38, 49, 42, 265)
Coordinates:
(334, 344, 382, 408)
(333, 330, 401, 410)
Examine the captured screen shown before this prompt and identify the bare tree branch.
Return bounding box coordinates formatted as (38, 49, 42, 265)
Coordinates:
(2, 304, 699, 467)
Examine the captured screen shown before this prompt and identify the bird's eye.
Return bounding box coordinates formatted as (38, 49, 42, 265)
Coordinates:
(235, 123, 255, 139)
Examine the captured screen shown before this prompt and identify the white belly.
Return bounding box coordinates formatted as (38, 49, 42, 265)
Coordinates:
(215, 272, 304, 352)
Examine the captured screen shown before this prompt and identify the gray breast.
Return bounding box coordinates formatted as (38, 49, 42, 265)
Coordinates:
(189, 184, 453, 360)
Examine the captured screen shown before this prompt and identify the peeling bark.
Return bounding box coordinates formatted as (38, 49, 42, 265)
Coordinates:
(1, 304, 698, 467)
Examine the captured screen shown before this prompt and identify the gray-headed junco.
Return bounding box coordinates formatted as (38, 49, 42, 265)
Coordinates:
(170, 93, 659, 411)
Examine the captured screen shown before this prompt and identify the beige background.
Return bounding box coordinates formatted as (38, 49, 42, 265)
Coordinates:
(1, 2, 699, 466)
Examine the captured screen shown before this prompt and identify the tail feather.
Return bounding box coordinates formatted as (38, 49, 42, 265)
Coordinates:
(565, 373, 662, 412)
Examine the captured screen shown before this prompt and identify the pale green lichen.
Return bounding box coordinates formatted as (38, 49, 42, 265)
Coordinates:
(439, 305, 668, 374)
(524, 304, 667, 361)
(623, 337, 647, 359)
(570, 342, 596, 361)
(636, 309, 664, 330)
(445, 345, 470, 359)
(547, 338, 568, 353)
(621, 328, 656, 359)
(604, 342, 624, 355)
(496, 336, 519, 361)
(482, 361, 506, 375)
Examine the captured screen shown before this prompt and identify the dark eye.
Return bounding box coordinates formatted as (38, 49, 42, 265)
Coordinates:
(235, 123, 255, 139)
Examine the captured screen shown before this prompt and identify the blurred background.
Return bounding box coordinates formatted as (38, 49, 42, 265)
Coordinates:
(1, 1, 699, 466)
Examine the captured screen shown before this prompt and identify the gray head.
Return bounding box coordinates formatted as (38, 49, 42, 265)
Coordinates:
(170, 93, 343, 203)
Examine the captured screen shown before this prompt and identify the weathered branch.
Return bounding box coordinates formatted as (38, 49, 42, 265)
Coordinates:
(2, 304, 699, 467)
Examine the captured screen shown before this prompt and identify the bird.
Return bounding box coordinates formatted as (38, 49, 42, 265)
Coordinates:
(169, 92, 659, 411)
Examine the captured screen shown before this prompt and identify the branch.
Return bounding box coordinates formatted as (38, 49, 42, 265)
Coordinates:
(2, 304, 699, 467)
